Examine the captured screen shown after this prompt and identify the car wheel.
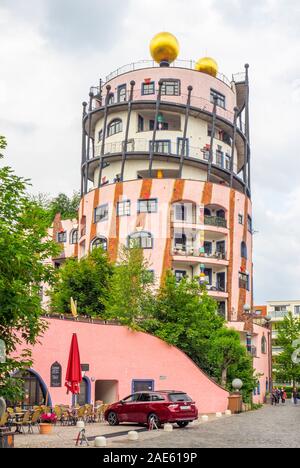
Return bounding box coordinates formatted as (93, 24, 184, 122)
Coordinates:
(177, 421, 189, 428)
(107, 411, 119, 426)
(148, 413, 161, 429)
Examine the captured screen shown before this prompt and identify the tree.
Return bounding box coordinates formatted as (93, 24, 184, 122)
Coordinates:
(0, 137, 59, 400)
(50, 247, 113, 317)
(31, 192, 81, 225)
(104, 246, 154, 328)
(274, 312, 300, 387)
(208, 328, 255, 391)
(143, 272, 224, 374)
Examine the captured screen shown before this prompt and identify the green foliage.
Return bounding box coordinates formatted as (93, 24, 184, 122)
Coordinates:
(50, 247, 113, 317)
(143, 272, 224, 374)
(104, 246, 154, 328)
(31, 192, 81, 225)
(0, 149, 59, 400)
(274, 312, 300, 387)
(0, 135, 7, 158)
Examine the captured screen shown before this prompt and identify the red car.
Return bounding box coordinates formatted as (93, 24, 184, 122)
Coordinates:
(105, 390, 198, 428)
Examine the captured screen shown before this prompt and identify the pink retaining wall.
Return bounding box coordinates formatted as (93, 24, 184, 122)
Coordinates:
(15, 318, 229, 414)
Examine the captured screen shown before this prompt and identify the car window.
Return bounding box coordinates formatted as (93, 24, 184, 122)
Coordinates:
(137, 393, 151, 402)
(168, 393, 192, 402)
(122, 394, 139, 403)
(151, 394, 165, 402)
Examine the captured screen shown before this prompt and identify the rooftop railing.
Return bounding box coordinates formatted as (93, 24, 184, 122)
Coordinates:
(103, 59, 232, 87)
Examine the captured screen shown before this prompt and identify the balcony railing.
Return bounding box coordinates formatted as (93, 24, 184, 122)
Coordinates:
(101, 59, 232, 87)
(204, 215, 227, 228)
(92, 139, 239, 177)
(270, 311, 289, 319)
(172, 247, 227, 261)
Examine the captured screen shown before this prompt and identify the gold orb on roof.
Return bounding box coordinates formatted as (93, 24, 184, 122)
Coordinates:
(150, 32, 179, 64)
(195, 57, 218, 77)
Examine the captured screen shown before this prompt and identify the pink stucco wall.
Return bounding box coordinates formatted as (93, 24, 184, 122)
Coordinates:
(100, 67, 236, 123)
(15, 318, 229, 414)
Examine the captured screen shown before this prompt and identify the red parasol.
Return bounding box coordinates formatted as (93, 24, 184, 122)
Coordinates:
(65, 333, 82, 395)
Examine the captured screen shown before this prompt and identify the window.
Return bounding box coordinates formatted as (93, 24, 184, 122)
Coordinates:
(174, 204, 187, 222)
(218, 302, 226, 319)
(91, 237, 107, 251)
(117, 84, 127, 102)
(261, 336, 267, 354)
(132, 380, 154, 393)
(149, 140, 170, 154)
(239, 272, 249, 290)
(97, 129, 103, 143)
(247, 215, 253, 233)
(161, 79, 180, 96)
(94, 204, 109, 223)
(107, 119, 122, 137)
(295, 306, 300, 316)
(203, 148, 210, 161)
(128, 231, 153, 249)
(238, 214, 244, 225)
(225, 154, 231, 170)
(216, 150, 224, 168)
(138, 199, 158, 213)
(216, 272, 226, 291)
(175, 270, 187, 283)
(142, 81, 155, 95)
(241, 241, 248, 259)
(204, 268, 212, 285)
(204, 241, 212, 255)
(177, 138, 189, 157)
(57, 231, 67, 243)
(70, 229, 78, 245)
(138, 115, 144, 132)
(210, 89, 226, 109)
(174, 233, 187, 251)
(117, 200, 131, 216)
(149, 120, 169, 131)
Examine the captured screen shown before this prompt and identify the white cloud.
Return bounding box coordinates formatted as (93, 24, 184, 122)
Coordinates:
(0, 0, 299, 303)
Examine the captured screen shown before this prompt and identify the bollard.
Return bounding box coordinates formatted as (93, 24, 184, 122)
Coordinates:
(225, 410, 232, 416)
(216, 412, 223, 418)
(76, 421, 85, 429)
(164, 423, 173, 432)
(201, 415, 209, 422)
(128, 431, 139, 441)
(94, 436, 107, 447)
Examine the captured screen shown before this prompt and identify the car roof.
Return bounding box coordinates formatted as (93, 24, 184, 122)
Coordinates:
(133, 390, 185, 394)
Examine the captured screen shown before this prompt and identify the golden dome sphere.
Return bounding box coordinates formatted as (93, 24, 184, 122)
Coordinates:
(150, 32, 180, 64)
(195, 57, 218, 77)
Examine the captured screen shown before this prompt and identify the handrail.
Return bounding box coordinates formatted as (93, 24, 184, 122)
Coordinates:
(100, 59, 232, 88)
(91, 138, 240, 176)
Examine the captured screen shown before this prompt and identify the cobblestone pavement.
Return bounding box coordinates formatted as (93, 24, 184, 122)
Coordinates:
(112, 403, 300, 449)
(14, 403, 300, 448)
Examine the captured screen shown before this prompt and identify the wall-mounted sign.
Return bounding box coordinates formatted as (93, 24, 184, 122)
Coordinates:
(50, 362, 62, 388)
(81, 364, 90, 372)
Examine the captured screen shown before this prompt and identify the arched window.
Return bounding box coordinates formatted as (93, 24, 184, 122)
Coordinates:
(261, 336, 267, 354)
(107, 119, 122, 137)
(13, 370, 48, 408)
(128, 231, 153, 249)
(241, 241, 247, 259)
(70, 229, 78, 245)
(91, 236, 107, 251)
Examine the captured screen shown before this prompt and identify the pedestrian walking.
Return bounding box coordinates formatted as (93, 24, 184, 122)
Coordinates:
(271, 389, 278, 406)
(292, 388, 298, 405)
(281, 388, 287, 404)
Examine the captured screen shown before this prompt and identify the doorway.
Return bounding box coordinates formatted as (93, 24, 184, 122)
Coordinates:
(95, 380, 118, 404)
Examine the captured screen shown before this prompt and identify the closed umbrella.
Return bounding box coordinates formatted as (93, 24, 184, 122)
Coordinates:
(65, 334, 82, 402)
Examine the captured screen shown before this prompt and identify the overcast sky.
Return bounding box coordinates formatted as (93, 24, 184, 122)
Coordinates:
(0, 0, 299, 305)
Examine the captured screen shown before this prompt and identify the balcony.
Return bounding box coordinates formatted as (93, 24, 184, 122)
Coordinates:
(204, 215, 227, 229)
(269, 310, 290, 320)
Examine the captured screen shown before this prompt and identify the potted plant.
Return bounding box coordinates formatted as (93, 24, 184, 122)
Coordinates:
(39, 413, 57, 435)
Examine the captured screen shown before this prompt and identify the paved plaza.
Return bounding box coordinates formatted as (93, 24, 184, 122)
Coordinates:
(13, 402, 300, 448)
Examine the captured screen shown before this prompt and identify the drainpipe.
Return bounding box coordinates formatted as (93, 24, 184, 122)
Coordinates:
(120, 81, 136, 182)
(230, 107, 239, 188)
(97, 85, 111, 188)
(149, 80, 163, 178)
(81, 101, 88, 196)
(207, 96, 218, 182)
(179, 86, 193, 178)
